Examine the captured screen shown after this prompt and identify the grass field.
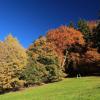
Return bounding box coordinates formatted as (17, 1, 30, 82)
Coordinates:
(0, 77, 100, 100)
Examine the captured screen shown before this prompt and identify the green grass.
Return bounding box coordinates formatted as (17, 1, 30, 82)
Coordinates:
(0, 77, 100, 100)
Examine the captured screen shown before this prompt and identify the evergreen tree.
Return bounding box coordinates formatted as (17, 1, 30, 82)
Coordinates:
(95, 23, 100, 51)
(98, 10, 100, 20)
(77, 19, 91, 42)
(68, 21, 74, 28)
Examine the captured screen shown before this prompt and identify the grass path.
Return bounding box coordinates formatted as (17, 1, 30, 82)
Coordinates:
(0, 77, 100, 100)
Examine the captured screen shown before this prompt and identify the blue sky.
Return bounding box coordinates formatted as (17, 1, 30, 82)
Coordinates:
(0, 0, 100, 48)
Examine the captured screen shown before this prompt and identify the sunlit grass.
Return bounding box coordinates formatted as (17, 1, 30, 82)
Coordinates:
(0, 76, 100, 100)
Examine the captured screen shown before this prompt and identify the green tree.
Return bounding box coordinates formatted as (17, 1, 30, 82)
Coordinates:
(23, 36, 64, 85)
(94, 23, 100, 51)
(98, 10, 100, 19)
(68, 21, 74, 28)
(77, 19, 91, 42)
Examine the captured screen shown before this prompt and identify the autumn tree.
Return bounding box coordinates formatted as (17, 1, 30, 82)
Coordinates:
(47, 26, 84, 53)
(0, 35, 27, 93)
(47, 25, 84, 64)
(46, 25, 85, 77)
(22, 36, 64, 85)
(79, 48, 100, 75)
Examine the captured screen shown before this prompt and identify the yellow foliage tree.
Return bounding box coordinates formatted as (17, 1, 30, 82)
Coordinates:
(0, 35, 27, 92)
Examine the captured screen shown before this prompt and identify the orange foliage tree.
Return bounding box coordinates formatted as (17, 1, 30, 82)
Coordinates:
(46, 26, 85, 54)
(79, 48, 100, 74)
(46, 26, 85, 69)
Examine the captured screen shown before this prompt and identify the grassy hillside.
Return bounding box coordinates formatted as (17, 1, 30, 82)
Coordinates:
(0, 77, 100, 100)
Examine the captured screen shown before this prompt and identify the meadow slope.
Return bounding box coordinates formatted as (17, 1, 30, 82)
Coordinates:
(0, 77, 100, 100)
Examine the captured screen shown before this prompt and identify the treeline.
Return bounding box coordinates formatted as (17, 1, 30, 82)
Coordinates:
(0, 19, 100, 93)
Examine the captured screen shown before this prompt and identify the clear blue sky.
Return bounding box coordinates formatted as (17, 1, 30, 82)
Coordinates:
(0, 0, 100, 48)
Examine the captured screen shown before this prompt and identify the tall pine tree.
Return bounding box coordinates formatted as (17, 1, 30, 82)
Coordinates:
(77, 19, 91, 42)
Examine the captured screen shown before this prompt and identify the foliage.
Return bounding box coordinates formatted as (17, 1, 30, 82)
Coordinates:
(22, 60, 48, 85)
(23, 36, 64, 85)
(77, 19, 91, 42)
(47, 25, 85, 54)
(46, 26, 85, 74)
(83, 48, 100, 63)
(79, 48, 100, 74)
(68, 21, 74, 28)
(0, 23, 100, 93)
(66, 47, 100, 76)
(94, 23, 100, 51)
(0, 35, 27, 92)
